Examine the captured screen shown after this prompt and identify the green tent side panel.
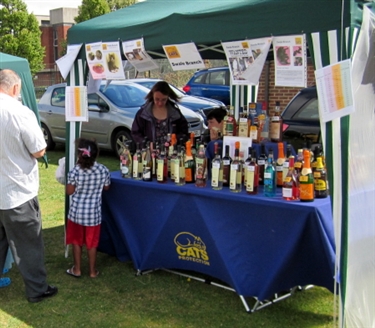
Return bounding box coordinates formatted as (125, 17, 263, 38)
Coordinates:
(0, 52, 40, 124)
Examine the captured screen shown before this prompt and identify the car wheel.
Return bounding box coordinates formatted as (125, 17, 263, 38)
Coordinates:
(41, 123, 55, 150)
(113, 130, 133, 157)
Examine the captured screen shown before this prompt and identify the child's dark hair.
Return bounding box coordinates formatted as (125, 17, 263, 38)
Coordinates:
(206, 107, 227, 123)
(76, 138, 99, 169)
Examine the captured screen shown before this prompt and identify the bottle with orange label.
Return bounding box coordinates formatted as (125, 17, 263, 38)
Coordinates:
(276, 142, 286, 187)
(184, 140, 195, 183)
(299, 149, 314, 202)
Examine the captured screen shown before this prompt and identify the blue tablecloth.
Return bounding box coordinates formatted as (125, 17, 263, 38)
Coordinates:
(100, 171, 335, 301)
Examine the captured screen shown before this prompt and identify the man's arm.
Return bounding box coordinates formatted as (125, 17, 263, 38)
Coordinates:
(32, 148, 46, 158)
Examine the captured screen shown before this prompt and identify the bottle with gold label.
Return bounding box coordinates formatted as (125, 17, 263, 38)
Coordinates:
(156, 144, 168, 183)
(270, 101, 283, 142)
(174, 145, 186, 186)
(184, 140, 195, 183)
(276, 142, 286, 187)
(246, 148, 259, 195)
(299, 150, 314, 202)
(314, 157, 328, 198)
(258, 102, 269, 142)
(132, 142, 142, 180)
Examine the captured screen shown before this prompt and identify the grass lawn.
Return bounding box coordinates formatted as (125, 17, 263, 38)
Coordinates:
(0, 145, 338, 327)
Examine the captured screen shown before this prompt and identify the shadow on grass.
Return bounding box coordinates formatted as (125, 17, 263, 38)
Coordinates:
(0, 224, 336, 328)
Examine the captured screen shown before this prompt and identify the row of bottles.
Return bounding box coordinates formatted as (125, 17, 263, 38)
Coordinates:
(120, 136, 328, 202)
(221, 101, 283, 143)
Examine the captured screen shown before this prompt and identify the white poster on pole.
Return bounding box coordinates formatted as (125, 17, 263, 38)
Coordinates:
(163, 42, 205, 71)
(86, 42, 106, 80)
(315, 59, 354, 123)
(273, 35, 307, 87)
(122, 38, 159, 73)
(65, 86, 88, 122)
(56, 44, 82, 80)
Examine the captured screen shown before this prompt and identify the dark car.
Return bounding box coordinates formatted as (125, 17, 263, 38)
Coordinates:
(38, 82, 206, 156)
(281, 86, 320, 151)
(182, 67, 230, 105)
(129, 78, 225, 124)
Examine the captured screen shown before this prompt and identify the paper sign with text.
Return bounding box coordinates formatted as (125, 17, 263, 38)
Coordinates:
(163, 42, 205, 71)
(122, 38, 159, 73)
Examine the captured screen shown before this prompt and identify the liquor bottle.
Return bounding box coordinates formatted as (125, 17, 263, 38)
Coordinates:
(132, 142, 142, 180)
(294, 148, 304, 177)
(238, 106, 249, 137)
(239, 149, 245, 184)
(211, 142, 223, 190)
(270, 101, 283, 142)
(120, 141, 132, 178)
(243, 147, 252, 187)
(225, 106, 237, 136)
(142, 142, 153, 182)
(184, 140, 195, 183)
(156, 144, 168, 183)
(282, 156, 300, 200)
(257, 144, 267, 185)
(283, 143, 292, 182)
(222, 144, 232, 187)
(151, 141, 159, 178)
(299, 149, 314, 202)
(246, 148, 259, 195)
(229, 141, 242, 192)
(174, 145, 186, 186)
(258, 102, 269, 142)
(264, 149, 276, 197)
(314, 157, 328, 198)
(248, 102, 258, 143)
(170, 144, 178, 181)
(311, 145, 322, 173)
(276, 142, 286, 187)
(195, 144, 207, 187)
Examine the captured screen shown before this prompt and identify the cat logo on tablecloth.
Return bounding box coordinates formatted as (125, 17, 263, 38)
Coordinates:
(174, 232, 210, 266)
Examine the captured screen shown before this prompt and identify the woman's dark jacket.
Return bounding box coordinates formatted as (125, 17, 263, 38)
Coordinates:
(131, 100, 189, 145)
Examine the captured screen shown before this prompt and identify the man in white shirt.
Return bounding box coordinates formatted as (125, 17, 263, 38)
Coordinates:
(0, 69, 58, 303)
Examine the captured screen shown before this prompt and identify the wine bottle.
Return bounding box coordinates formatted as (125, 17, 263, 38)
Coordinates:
(120, 141, 132, 179)
(132, 142, 142, 180)
(170, 144, 178, 181)
(283, 143, 292, 182)
(264, 149, 276, 197)
(243, 147, 252, 187)
(276, 142, 286, 187)
(174, 145, 186, 186)
(225, 106, 237, 136)
(294, 148, 304, 177)
(229, 141, 242, 193)
(246, 148, 259, 195)
(258, 101, 269, 142)
(270, 101, 283, 142)
(184, 140, 195, 183)
(222, 144, 232, 187)
(195, 144, 207, 187)
(211, 142, 223, 190)
(257, 144, 267, 185)
(299, 149, 314, 202)
(238, 105, 249, 137)
(314, 157, 328, 198)
(156, 144, 168, 183)
(142, 142, 153, 182)
(282, 156, 299, 200)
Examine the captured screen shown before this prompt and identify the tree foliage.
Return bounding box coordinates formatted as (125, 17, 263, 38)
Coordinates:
(75, 0, 111, 24)
(0, 0, 45, 75)
(107, 0, 137, 11)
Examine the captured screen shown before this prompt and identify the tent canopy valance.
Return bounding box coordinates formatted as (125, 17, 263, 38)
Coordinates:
(67, 0, 354, 59)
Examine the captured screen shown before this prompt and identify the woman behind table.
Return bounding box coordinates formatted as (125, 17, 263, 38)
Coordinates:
(131, 81, 189, 147)
(65, 138, 110, 278)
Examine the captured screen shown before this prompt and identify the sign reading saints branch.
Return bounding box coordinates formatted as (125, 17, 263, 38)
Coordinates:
(163, 42, 205, 71)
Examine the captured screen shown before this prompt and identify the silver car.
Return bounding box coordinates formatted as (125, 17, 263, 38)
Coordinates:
(38, 81, 206, 156)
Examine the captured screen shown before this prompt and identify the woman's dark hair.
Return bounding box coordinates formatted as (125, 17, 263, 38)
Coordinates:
(145, 81, 181, 103)
(75, 138, 99, 169)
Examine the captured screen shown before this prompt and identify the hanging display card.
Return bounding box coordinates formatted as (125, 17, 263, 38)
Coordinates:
(65, 86, 88, 122)
(222, 39, 272, 85)
(122, 38, 159, 73)
(101, 41, 125, 80)
(56, 44, 82, 80)
(163, 42, 205, 71)
(86, 42, 106, 80)
(315, 59, 354, 123)
(273, 35, 307, 88)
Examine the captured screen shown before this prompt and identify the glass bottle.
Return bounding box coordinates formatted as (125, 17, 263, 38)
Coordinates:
(195, 144, 207, 187)
(142, 142, 153, 182)
(270, 101, 283, 142)
(211, 142, 223, 190)
(257, 144, 267, 185)
(132, 142, 142, 180)
(246, 148, 259, 195)
(120, 141, 132, 179)
(314, 157, 328, 198)
(258, 101, 269, 142)
(156, 144, 168, 183)
(174, 145, 186, 186)
(170, 144, 178, 181)
(276, 142, 286, 187)
(184, 140, 195, 183)
(238, 105, 249, 137)
(225, 106, 237, 136)
(222, 144, 232, 187)
(294, 148, 304, 177)
(283, 143, 292, 182)
(264, 149, 276, 197)
(243, 147, 252, 187)
(299, 149, 314, 202)
(282, 156, 299, 200)
(229, 141, 242, 192)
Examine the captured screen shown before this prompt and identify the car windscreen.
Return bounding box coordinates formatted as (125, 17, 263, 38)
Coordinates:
(100, 84, 147, 108)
